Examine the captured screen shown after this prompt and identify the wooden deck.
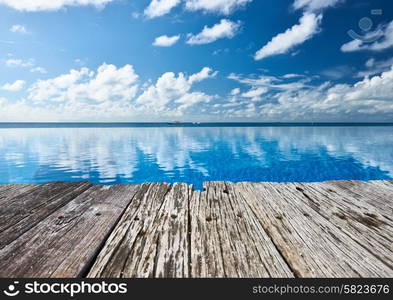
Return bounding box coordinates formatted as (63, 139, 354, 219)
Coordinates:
(0, 180, 392, 278)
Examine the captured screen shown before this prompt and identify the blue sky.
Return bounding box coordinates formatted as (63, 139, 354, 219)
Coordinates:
(0, 0, 393, 122)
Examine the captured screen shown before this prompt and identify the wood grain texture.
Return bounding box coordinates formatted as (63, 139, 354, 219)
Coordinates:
(89, 182, 191, 278)
(87, 182, 174, 278)
(235, 182, 393, 277)
(325, 180, 393, 214)
(89, 182, 294, 278)
(0, 182, 92, 249)
(0, 185, 38, 205)
(0, 184, 138, 278)
(281, 182, 393, 270)
(190, 182, 294, 278)
(1, 180, 392, 278)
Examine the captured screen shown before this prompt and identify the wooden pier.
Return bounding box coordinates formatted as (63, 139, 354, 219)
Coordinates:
(0, 180, 392, 278)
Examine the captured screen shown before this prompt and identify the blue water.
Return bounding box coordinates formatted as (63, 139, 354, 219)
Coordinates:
(0, 125, 392, 190)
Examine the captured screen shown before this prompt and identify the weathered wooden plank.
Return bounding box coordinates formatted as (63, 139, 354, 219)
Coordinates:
(0, 180, 391, 279)
(87, 182, 187, 278)
(0, 184, 139, 278)
(235, 182, 393, 277)
(281, 182, 393, 269)
(324, 180, 393, 214)
(0, 182, 92, 249)
(190, 182, 294, 278)
(302, 181, 393, 232)
(151, 182, 190, 277)
(0, 185, 38, 205)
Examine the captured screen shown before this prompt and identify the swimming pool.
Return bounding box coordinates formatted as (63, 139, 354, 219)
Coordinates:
(0, 125, 392, 190)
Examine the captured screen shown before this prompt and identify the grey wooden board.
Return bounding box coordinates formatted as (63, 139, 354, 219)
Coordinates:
(325, 180, 393, 214)
(89, 182, 294, 278)
(88, 182, 177, 278)
(234, 182, 393, 277)
(282, 182, 393, 269)
(0, 184, 139, 278)
(0, 182, 92, 249)
(189, 182, 294, 278)
(0, 180, 392, 278)
(0, 185, 38, 204)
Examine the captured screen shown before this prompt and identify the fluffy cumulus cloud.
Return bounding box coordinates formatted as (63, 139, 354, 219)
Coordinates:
(188, 67, 218, 83)
(341, 21, 393, 53)
(136, 67, 217, 115)
(153, 34, 180, 47)
(0, 0, 114, 11)
(293, 0, 342, 12)
(1, 80, 26, 92)
(224, 66, 393, 121)
(144, 0, 252, 18)
(255, 13, 322, 60)
(144, 0, 181, 19)
(0, 64, 217, 121)
(187, 19, 241, 45)
(28, 63, 138, 103)
(184, 0, 252, 15)
(230, 88, 240, 96)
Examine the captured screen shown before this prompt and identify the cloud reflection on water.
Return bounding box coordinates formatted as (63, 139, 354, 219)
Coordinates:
(0, 126, 392, 189)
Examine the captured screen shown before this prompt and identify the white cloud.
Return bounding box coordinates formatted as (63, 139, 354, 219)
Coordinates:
(144, 0, 181, 19)
(226, 66, 393, 120)
(5, 58, 47, 74)
(0, 64, 220, 121)
(30, 67, 48, 74)
(230, 88, 240, 95)
(187, 19, 241, 45)
(357, 57, 393, 78)
(344, 67, 393, 103)
(293, 0, 342, 12)
(282, 73, 304, 79)
(28, 63, 139, 103)
(241, 87, 268, 98)
(254, 0, 342, 61)
(341, 21, 393, 52)
(1, 80, 26, 91)
(1, 65, 393, 121)
(5, 58, 35, 68)
(229, 73, 310, 95)
(144, 0, 252, 18)
(136, 67, 216, 114)
(188, 67, 218, 83)
(254, 13, 322, 60)
(184, 0, 252, 15)
(0, 0, 114, 11)
(153, 34, 180, 47)
(10, 24, 28, 34)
